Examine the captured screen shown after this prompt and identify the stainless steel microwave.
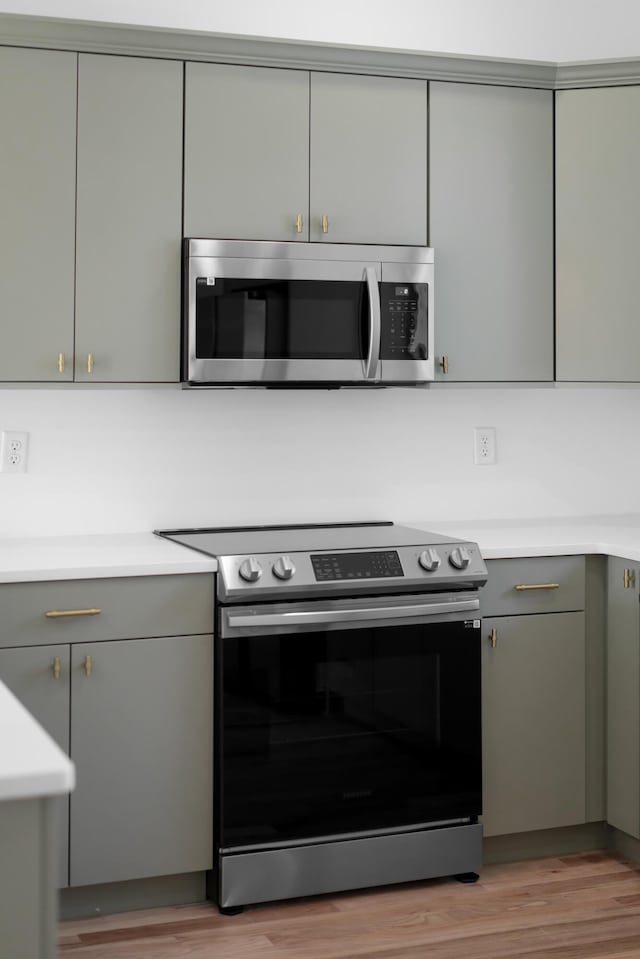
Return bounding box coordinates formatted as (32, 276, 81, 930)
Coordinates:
(182, 239, 434, 387)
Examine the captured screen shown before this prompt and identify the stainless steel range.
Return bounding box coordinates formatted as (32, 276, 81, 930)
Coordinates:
(156, 521, 488, 912)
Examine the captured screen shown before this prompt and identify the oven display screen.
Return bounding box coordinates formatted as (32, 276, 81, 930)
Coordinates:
(311, 550, 404, 581)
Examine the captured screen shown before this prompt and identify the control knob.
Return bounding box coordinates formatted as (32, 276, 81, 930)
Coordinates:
(238, 556, 262, 583)
(418, 548, 441, 572)
(449, 546, 472, 570)
(273, 554, 296, 581)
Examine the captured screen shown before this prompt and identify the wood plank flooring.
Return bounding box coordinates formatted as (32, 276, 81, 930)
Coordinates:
(58, 851, 640, 959)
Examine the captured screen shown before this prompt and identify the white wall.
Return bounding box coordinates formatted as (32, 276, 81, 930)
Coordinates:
(0, 386, 633, 537)
(1, 0, 640, 62)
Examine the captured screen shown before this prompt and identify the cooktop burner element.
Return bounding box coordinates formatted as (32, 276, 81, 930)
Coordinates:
(155, 521, 488, 603)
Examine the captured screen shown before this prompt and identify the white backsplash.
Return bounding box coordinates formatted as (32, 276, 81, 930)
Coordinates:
(0, 385, 636, 537)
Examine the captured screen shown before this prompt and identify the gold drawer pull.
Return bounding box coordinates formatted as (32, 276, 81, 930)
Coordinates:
(87, 352, 94, 374)
(84, 655, 92, 677)
(624, 568, 636, 589)
(439, 355, 449, 375)
(295, 213, 303, 234)
(514, 583, 560, 592)
(52, 656, 61, 680)
(58, 352, 65, 374)
(489, 627, 497, 649)
(321, 214, 329, 234)
(45, 608, 102, 619)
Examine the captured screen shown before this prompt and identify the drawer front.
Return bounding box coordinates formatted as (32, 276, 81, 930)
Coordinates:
(481, 556, 585, 616)
(0, 574, 214, 648)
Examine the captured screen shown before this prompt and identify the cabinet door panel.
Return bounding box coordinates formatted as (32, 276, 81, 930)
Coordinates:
(184, 63, 310, 241)
(556, 87, 640, 381)
(482, 612, 586, 836)
(76, 55, 182, 382)
(430, 83, 553, 381)
(0, 48, 76, 381)
(69, 635, 213, 886)
(0, 645, 70, 887)
(606, 556, 640, 837)
(310, 73, 427, 245)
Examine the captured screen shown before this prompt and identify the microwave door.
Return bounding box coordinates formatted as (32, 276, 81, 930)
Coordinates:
(379, 261, 435, 384)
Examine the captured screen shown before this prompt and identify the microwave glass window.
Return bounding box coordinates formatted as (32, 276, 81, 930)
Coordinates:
(380, 282, 429, 360)
(195, 278, 367, 360)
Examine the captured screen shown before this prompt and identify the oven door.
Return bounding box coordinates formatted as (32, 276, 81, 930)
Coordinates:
(217, 592, 481, 852)
(186, 253, 381, 385)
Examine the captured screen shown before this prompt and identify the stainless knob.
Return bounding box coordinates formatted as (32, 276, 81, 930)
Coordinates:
(418, 548, 440, 572)
(273, 555, 296, 581)
(449, 546, 471, 570)
(239, 557, 262, 583)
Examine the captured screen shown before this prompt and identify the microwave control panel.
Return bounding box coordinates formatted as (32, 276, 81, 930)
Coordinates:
(380, 283, 428, 360)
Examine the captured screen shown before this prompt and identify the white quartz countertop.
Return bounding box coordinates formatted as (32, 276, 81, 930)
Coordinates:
(0, 679, 74, 801)
(4, 518, 640, 584)
(0, 532, 218, 583)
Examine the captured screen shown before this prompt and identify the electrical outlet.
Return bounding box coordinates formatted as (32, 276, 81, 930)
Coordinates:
(0, 431, 29, 473)
(473, 427, 496, 465)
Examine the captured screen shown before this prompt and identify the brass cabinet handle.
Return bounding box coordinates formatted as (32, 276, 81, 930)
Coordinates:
(489, 627, 498, 649)
(624, 568, 636, 589)
(58, 352, 65, 374)
(295, 213, 303, 234)
(439, 355, 449, 374)
(87, 353, 94, 374)
(321, 214, 329, 234)
(45, 608, 102, 619)
(84, 655, 92, 677)
(52, 656, 61, 680)
(514, 583, 560, 591)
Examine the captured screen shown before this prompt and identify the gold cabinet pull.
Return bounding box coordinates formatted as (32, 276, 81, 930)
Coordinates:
(439, 355, 449, 375)
(58, 352, 65, 374)
(83, 655, 92, 677)
(45, 608, 102, 619)
(52, 656, 61, 680)
(87, 353, 94, 374)
(624, 568, 636, 589)
(514, 583, 560, 591)
(489, 627, 498, 649)
(321, 214, 329, 234)
(295, 213, 303, 234)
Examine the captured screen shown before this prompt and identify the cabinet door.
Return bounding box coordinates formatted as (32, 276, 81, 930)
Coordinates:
(556, 87, 640, 381)
(0, 48, 76, 382)
(482, 612, 586, 836)
(69, 634, 213, 886)
(75, 55, 182, 382)
(184, 63, 310, 241)
(310, 73, 427, 245)
(430, 83, 553, 381)
(0, 645, 70, 887)
(606, 556, 640, 837)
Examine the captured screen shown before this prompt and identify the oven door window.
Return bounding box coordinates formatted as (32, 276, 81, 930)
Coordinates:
(195, 278, 367, 360)
(218, 620, 481, 849)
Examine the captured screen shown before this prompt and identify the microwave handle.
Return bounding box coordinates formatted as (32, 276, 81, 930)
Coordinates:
(363, 267, 381, 380)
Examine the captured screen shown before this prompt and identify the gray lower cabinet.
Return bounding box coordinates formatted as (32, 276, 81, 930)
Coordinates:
(606, 556, 640, 837)
(184, 63, 427, 246)
(481, 556, 588, 836)
(430, 82, 554, 381)
(556, 87, 640, 382)
(76, 54, 183, 383)
(0, 645, 70, 887)
(0, 47, 76, 382)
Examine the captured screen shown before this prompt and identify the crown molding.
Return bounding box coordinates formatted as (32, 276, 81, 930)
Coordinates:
(1, 12, 640, 91)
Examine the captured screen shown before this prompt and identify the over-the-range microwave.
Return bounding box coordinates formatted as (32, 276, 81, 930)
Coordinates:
(182, 239, 434, 387)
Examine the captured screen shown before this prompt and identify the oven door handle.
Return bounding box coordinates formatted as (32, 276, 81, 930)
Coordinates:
(225, 597, 480, 630)
(363, 266, 381, 381)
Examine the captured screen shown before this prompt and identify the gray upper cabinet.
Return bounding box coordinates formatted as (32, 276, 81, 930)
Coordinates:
(0, 47, 76, 382)
(184, 63, 310, 242)
(76, 54, 182, 382)
(309, 72, 427, 245)
(184, 64, 427, 246)
(556, 87, 640, 381)
(430, 83, 554, 381)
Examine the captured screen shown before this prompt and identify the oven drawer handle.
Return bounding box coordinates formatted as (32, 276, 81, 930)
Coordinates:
(226, 597, 480, 629)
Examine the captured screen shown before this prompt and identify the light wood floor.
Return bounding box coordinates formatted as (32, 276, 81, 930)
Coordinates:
(58, 851, 640, 958)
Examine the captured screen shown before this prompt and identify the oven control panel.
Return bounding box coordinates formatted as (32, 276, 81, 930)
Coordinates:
(217, 543, 487, 602)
